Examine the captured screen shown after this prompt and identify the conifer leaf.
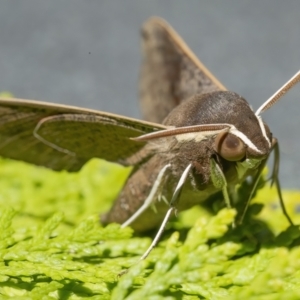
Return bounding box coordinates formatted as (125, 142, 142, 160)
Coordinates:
(0, 157, 299, 298)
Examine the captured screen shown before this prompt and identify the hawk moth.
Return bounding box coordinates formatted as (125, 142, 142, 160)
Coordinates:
(0, 17, 298, 237)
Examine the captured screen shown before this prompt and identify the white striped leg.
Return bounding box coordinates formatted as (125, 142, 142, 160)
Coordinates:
(121, 164, 171, 228)
(139, 163, 192, 261)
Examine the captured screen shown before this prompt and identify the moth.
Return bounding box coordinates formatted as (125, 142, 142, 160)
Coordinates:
(0, 17, 299, 245)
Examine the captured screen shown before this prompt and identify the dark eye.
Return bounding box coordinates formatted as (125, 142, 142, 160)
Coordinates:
(214, 132, 246, 161)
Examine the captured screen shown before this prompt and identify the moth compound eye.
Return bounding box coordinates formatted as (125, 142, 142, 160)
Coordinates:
(214, 132, 246, 161)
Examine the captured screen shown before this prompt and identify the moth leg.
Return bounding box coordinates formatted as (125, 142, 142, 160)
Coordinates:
(209, 158, 234, 226)
(238, 138, 293, 226)
(121, 164, 171, 228)
(237, 160, 266, 224)
(269, 138, 293, 225)
(140, 163, 192, 260)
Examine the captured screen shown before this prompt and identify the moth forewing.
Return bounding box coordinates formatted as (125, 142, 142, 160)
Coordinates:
(140, 17, 226, 123)
(0, 97, 166, 170)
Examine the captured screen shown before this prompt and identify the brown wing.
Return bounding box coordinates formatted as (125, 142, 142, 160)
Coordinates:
(0, 98, 165, 171)
(139, 17, 226, 123)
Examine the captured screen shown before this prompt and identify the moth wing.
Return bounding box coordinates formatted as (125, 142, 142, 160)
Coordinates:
(0, 98, 165, 171)
(139, 17, 226, 123)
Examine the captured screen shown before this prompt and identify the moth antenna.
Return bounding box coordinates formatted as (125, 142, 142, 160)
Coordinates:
(132, 124, 231, 141)
(256, 70, 300, 115)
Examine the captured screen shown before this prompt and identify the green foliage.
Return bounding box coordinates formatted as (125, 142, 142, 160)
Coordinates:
(0, 158, 300, 299)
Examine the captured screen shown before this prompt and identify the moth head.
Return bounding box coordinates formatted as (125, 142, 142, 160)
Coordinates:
(213, 120, 272, 162)
(162, 91, 272, 161)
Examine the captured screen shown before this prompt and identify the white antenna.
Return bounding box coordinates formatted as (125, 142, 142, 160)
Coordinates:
(256, 70, 300, 116)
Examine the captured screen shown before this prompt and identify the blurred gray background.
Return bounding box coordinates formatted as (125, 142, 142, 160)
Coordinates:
(0, 1, 300, 188)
